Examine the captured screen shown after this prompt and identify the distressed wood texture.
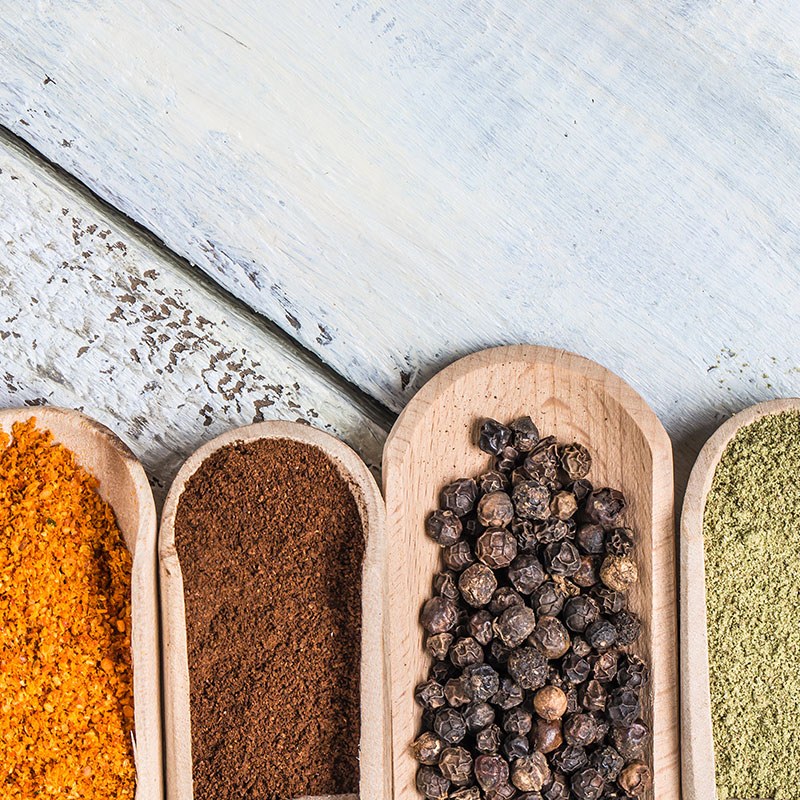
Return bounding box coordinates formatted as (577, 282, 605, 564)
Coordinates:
(2, 0, 800, 477)
(0, 136, 388, 501)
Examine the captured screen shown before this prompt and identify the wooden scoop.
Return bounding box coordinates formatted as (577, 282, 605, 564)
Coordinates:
(159, 420, 388, 800)
(0, 406, 162, 800)
(680, 397, 800, 800)
(382, 345, 680, 800)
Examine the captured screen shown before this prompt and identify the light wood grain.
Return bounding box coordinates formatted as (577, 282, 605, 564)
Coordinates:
(0, 135, 388, 504)
(680, 397, 800, 800)
(382, 345, 678, 800)
(0, 406, 162, 800)
(2, 1, 800, 448)
(159, 421, 389, 800)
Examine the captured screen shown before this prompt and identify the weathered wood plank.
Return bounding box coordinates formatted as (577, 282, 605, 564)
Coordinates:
(2, 1, 800, 485)
(0, 135, 388, 501)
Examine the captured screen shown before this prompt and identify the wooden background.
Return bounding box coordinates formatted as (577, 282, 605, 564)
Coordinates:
(2, 0, 799, 500)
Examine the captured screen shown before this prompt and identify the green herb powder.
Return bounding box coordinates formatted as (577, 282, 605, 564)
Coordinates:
(704, 410, 800, 799)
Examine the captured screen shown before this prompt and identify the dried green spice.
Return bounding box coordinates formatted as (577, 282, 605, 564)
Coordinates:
(704, 410, 800, 799)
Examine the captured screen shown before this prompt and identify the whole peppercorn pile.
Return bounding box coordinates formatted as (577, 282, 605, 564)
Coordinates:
(413, 417, 652, 800)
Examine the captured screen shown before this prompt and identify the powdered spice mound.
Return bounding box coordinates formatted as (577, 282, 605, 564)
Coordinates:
(174, 437, 364, 800)
(0, 418, 135, 797)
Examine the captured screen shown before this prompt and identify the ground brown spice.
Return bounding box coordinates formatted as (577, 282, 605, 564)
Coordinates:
(174, 437, 364, 800)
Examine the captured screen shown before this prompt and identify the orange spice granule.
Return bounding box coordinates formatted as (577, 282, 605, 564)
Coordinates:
(0, 418, 135, 797)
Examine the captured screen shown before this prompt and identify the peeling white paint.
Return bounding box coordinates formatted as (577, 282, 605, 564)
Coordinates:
(1, 1, 800, 487)
(0, 139, 387, 501)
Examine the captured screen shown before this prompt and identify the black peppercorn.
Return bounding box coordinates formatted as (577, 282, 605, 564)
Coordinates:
(570, 478, 594, 503)
(524, 437, 561, 489)
(491, 677, 525, 710)
(415, 679, 446, 710)
(508, 553, 546, 594)
(426, 632, 454, 661)
(421, 596, 459, 634)
(433, 570, 460, 600)
(411, 730, 445, 765)
(507, 646, 549, 691)
(430, 660, 456, 684)
(612, 719, 650, 760)
(513, 481, 552, 520)
(494, 604, 537, 648)
(605, 526, 635, 556)
(479, 469, 509, 494)
(463, 662, 501, 702)
(511, 416, 540, 452)
(583, 488, 626, 526)
(535, 518, 573, 544)
(531, 581, 565, 617)
(570, 767, 605, 800)
(433, 707, 467, 744)
(443, 540, 475, 572)
(479, 419, 513, 456)
(534, 718, 564, 753)
(607, 687, 641, 728)
(530, 615, 571, 659)
(590, 745, 624, 781)
(468, 610, 494, 646)
(464, 700, 495, 732)
(490, 640, 512, 664)
(458, 563, 498, 608)
(590, 585, 627, 615)
(489, 586, 524, 615)
(617, 761, 652, 796)
(449, 789, 481, 800)
(475, 723, 503, 754)
(494, 445, 519, 473)
(563, 595, 600, 633)
(511, 518, 538, 553)
(599, 555, 638, 592)
(542, 770, 570, 800)
(571, 636, 592, 658)
(562, 653, 592, 685)
(576, 523, 605, 555)
(450, 637, 484, 668)
(551, 744, 588, 774)
(476, 528, 518, 569)
(573, 555, 600, 588)
(474, 754, 510, 791)
(444, 676, 473, 707)
(533, 685, 568, 720)
(426, 509, 463, 546)
(592, 649, 619, 683)
(563, 713, 598, 747)
(543, 540, 581, 576)
(441, 478, 480, 518)
(478, 491, 515, 528)
(416, 765, 451, 800)
(616, 654, 649, 689)
(511, 751, 551, 792)
(503, 733, 530, 760)
(503, 705, 533, 735)
(559, 443, 592, 481)
(611, 610, 641, 646)
(585, 618, 618, 652)
(439, 745, 474, 786)
(580, 679, 607, 712)
(550, 490, 578, 521)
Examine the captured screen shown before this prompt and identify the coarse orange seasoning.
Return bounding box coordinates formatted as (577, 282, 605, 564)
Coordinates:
(0, 418, 135, 797)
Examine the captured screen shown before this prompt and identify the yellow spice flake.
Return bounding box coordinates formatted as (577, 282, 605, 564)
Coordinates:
(0, 418, 135, 797)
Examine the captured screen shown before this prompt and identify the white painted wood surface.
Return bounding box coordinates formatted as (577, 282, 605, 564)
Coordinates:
(2, 0, 800, 480)
(0, 136, 388, 500)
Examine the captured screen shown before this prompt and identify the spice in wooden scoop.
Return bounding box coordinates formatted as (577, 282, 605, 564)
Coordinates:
(704, 410, 800, 799)
(413, 417, 652, 800)
(0, 418, 135, 797)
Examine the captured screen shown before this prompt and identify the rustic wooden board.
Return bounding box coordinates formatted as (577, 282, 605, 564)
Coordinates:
(1, 0, 799, 467)
(0, 136, 389, 500)
(384, 346, 678, 799)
